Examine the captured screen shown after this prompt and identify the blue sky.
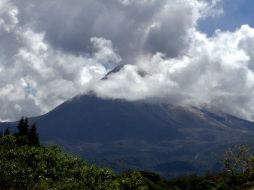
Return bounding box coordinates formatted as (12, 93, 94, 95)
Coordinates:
(199, 0, 254, 35)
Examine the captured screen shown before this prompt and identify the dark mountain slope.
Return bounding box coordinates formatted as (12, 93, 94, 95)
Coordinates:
(31, 94, 254, 143)
(1, 94, 254, 175)
(36, 95, 183, 142)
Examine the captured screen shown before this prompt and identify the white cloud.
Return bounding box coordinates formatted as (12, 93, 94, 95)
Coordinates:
(2, 0, 254, 122)
(90, 37, 122, 68)
(0, 0, 18, 32)
(93, 25, 254, 121)
(0, 0, 121, 121)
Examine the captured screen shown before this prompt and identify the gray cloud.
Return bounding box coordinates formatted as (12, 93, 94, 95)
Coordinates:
(11, 0, 205, 61)
(93, 25, 254, 121)
(0, 0, 122, 120)
(2, 0, 254, 122)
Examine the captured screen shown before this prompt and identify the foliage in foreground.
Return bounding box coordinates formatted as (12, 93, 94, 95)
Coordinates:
(1, 118, 254, 189)
(0, 135, 148, 190)
(2, 136, 254, 190)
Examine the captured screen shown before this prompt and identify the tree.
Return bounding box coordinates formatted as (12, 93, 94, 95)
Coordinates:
(17, 117, 29, 136)
(223, 144, 249, 177)
(0, 136, 120, 190)
(16, 117, 30, 146)
(3, 127, 10, 136)
(28, 123, 40, 146)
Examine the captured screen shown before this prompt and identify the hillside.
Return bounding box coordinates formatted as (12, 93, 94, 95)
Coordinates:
(2, 94, 254, 176)
(1, 128, 254, 190)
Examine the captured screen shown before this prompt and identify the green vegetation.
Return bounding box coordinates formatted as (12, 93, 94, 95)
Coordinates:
(0, 118, 148, 190)
(0, 135, 149, 189)
(1, 118, 254, 189)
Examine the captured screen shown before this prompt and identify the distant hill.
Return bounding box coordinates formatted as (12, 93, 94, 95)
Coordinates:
(2, 93, 254, 176)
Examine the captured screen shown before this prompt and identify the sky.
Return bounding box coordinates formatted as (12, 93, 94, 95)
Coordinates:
(199, 0, 254, 34)
(1, 0, 254, 121)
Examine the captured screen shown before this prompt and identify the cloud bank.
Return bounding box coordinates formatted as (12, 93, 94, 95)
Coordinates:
(1, 0, 254, 121)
